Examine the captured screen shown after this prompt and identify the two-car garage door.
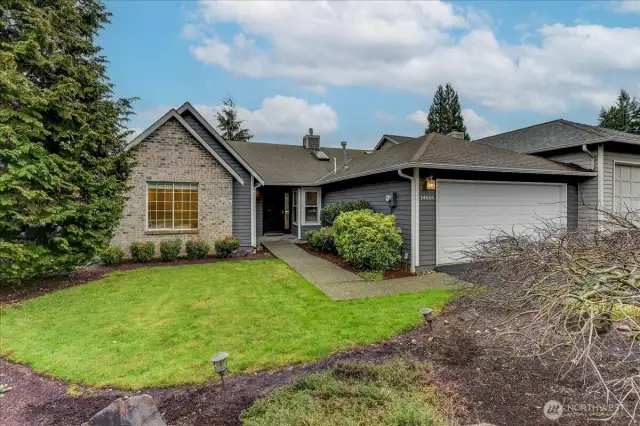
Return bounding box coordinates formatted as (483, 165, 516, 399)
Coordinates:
(437, 181, 567, 264)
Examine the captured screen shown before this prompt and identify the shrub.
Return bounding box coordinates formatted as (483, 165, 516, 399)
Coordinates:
(101, 247, 124, 265)
(214, 237, 240, 258)
(129, 242, 155, 263)
(159, 239, 182, 262)
(357, 271, 384, 281)
(320, 200, 373, 227)
(306, 227, 335, 253)
(333, 210, 402, 271)
(185, 240, 211, 259)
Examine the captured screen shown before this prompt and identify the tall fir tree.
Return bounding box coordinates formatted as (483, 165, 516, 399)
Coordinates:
(0, 0, 136, 283)
(215, 95, 254, 141)
(598, 89, 640, 135)
(426, 83, 470, 140)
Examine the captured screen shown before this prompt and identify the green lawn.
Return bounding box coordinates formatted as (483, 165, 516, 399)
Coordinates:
(0, 260, 454, 389)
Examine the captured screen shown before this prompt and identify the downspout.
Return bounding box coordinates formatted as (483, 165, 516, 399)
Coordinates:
(581, 144, 595, 171)
(251, 176, 263, 247)
(597, 143, 604, 228)
(398, 169, 416, 273)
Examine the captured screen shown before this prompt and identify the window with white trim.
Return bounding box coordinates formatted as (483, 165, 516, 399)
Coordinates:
(147, 182, 198, 230)
(303, 188, 321, 225)
(292, 189, 299, 225)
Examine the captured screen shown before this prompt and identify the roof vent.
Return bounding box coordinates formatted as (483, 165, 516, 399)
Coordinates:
(447, 131, 465, 139)
(312, 150, 330, 161)
(303, 128, 320, 150)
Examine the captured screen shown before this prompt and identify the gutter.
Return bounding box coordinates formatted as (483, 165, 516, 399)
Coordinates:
(397, 169, 417, 273)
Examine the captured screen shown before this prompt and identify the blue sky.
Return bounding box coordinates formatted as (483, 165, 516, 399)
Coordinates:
(99, 1, 640, 148)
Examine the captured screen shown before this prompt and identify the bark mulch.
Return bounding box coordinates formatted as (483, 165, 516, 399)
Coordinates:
(295, 242, 414, 280)
(1, 295, 633, 426)
(0, 252, 270, 307)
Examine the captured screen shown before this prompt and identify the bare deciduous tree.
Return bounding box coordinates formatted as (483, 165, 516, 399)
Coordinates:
(462, 206, 639, 422)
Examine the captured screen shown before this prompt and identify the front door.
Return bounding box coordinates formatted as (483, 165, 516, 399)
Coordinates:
(263, 187, 291, 234)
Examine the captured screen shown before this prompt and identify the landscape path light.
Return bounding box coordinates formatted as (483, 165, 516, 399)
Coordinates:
(211, 352, 229, 386)
(420, 308, 434, 331)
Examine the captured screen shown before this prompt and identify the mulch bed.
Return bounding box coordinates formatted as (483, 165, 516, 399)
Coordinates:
(0, 252, 270, 307)
(1, 295, 633, 426)
(295, 243, 414, 280)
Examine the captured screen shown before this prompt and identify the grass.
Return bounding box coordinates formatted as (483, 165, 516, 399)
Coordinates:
(0, 260, 454, 389)
(241, 357, 454, 426)
(357, 270, 384, 281)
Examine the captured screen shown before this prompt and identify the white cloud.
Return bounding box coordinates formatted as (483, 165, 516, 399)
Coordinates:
(461, 108, 500, 139)
(181, 23, 203, 40)
(572, 90, 619, 109)
(407, 110, 428, 127)
(185, 1, 640, 115)
(133, 96, 338, 140)
(375, 111, 396, 121)
(615, 1, 640, 12)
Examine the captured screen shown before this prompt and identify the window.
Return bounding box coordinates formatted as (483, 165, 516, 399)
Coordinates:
(292, 189, 299, 225)
(303, 188, 321, 225)
(147, 182, 198, 230)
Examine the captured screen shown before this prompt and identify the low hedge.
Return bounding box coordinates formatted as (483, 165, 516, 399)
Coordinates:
(130, 242, 155, 263)
(306, 227, 335, 254)
(101, 247, 124, 265)
(320, 200, 373, 227)
(185, 240, 211, 259)
(333, 210, 402, 271)
(160, 239, 182, 262)
(214, 237, 241, 258)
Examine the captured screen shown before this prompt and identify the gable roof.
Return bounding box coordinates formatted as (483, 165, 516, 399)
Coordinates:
(373, 134, 416, 150)
(125, 109, 245, 184)
(176, 102, 264, 184)
(228, 141, 368, 186)
(318, 133, 596, 184)
(475, 119, 640, 154)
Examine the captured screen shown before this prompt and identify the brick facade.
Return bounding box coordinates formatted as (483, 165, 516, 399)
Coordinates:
(112, 117, 233, 256)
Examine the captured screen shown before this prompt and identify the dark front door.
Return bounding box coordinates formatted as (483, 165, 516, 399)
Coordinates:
(263, 187, 291, 234)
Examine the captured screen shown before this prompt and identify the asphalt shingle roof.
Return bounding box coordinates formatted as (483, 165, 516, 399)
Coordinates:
(318, 133, 594, 184)
(475, 119, 640, 154)
(228, 141, 368, 185)
(384, 134, 415, 144)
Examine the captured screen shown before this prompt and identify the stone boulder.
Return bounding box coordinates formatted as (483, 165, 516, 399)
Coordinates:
(232, 248, 248, 257)
(81, 394, 166, 426)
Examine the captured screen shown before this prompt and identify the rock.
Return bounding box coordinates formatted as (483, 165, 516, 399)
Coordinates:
(443, 320, 450, 325)
(616, 324, 632, 332)
(232, 248, 248, 257)
(82, 394, 167, 426)
(465, 423, 498, 426)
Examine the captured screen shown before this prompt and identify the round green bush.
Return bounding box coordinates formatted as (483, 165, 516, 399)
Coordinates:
(129, 242, 155, 263)
(214, 237, 240, 258)
(320, 200, 373, 227)
(333, 210, 402, 271)
(306, 227, 335, 253)
(185, 240, 211, 259)
(101, 247, 124, 265)
(160, 239, 182, 262)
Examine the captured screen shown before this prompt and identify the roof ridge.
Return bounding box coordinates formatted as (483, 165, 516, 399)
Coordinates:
(557, 119, 608, 139)
(229, 140, 367, 151)
(474, 118, 565, 142)
(411, 133, 436, 162)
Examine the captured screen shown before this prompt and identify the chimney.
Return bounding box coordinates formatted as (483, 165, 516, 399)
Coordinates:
(341, 141, 348, 169)
(447, 131, 465, 139)
(303, 128, 320, 150)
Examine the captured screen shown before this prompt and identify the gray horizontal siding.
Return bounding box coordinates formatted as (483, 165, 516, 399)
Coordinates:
(602, 145, 640, 212)
(322, 174, 412, 267)
(181, 111, 253, 246)
(543, 148, 598, 227)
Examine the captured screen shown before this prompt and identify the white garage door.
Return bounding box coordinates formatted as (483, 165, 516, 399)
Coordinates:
(437, 180, 567, 264)
(614, 164, 640, 213)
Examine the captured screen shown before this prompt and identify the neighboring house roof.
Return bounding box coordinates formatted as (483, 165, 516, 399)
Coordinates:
(475, 119, 640, 154)
(125, 109, 246, 185)
(318, 133, 597, 184)
(228, 141, 368, 186)
(373, 134, 416, 150)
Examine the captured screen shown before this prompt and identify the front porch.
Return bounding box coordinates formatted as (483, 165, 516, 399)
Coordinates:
(256, 185, 322, 242)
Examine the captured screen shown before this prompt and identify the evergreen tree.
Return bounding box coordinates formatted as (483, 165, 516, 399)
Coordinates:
(598, 89, 640, 135)
(0, 0, 136, 283)
(426, 83, 470, 139)
(215, 95, 254, 141)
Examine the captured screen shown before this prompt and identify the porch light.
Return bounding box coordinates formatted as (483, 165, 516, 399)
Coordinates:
(420, 308, 434, 331)
(211, 352, 229, 386)
(424, 176, 436, 191)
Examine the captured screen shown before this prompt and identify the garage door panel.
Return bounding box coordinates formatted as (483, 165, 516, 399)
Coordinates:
(615, 164, 640, 213)
(437, 181, 566, 265)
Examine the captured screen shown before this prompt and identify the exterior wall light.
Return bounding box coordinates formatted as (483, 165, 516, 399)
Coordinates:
(420, 308, 434, 331)
(424, 176, 436, 191)
(211, 352, 229, 386)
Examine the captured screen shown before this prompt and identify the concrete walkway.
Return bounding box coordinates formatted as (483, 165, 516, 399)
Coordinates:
(262, 239, 461, 301)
